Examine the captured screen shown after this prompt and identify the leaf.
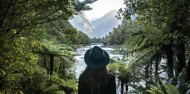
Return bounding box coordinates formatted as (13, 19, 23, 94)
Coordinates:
(164, 83, 180, 94)
(147, 85, 164, 94)
(185, 89, 190, 94)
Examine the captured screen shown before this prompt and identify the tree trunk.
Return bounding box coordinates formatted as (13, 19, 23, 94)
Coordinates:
(145, 65, 149, 79)
(59, 62, 64, 78)
(0, 1, 13, 28)
(164, 45, 174, 79)
(145, 65, 150, 88)
(0, 76, 3, 90)
(125, 84, 128, 93)
(187, 58, 190, 82)
(121, 80, 124, 94)
(50, 55, 54, 75)
(155, 57, 160, 83)
(43, 55, 46, 67)
(43, 55, 49, 74)
(149, 63, 153, 80)
(176, 41, 186, 75)
(155, 57, 159, 76)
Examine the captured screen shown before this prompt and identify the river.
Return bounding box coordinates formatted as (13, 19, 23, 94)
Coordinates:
(73, 43, 168, 94)
(73, 43, 124, 94)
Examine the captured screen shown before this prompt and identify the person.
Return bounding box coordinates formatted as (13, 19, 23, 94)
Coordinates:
(78, 46, 116, 94)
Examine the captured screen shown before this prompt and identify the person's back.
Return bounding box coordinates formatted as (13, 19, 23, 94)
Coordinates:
(78, 46, 116, 94)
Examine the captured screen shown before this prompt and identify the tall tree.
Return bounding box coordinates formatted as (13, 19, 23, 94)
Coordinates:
(38, 39, 74, 75)
(0, 0, 97, 93)
(121, 0, 190, 80)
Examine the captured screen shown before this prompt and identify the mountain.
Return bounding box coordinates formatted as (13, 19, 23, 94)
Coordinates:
(69, 12, 94, 37)
(69, 10, 121, 38)
(91, 10, 121, 38)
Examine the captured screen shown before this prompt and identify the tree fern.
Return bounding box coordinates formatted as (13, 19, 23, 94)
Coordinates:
(147, 85, 165, 94)
(147, 83, 180, 94)
(37, 39, 75, 75)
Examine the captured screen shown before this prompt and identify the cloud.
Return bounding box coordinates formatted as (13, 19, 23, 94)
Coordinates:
(83, 0, 125, 19)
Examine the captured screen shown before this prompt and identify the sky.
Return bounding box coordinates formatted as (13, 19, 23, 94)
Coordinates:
(83, 0, 125, 19)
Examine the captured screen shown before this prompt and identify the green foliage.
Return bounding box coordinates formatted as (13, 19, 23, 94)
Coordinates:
(108, 61, 129, 78)
(102, 25, 128, 45)
(176, 69, 189, 94)
(104, 0, 190, 93)
(164, 83, 180, 94)
(38, 39, 75, 75)
(147, 85, 164, 94)
(40, 39, 75, 57)
(75, 30, 91, 44)
(147, 83, 180, 94)
(22, 66, 48, 93)
(0, 37, 39, 93)
(186, 89, 190, 94)
(47, 74, 77, 93)
(108, 60, 138, 84)
(0, 0, 96, 93)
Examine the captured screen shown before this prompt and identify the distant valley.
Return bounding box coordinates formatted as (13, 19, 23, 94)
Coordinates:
(69, 10, 121, 38)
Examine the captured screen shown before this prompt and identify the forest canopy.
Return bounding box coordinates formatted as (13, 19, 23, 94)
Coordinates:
(102, 0, 190, 93)
(0, 0, 95, 93)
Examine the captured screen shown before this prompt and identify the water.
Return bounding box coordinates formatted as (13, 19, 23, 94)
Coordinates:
(74, 43, 123, 79)
(73, 43, 169, 94)
(73, 43, 123, 93)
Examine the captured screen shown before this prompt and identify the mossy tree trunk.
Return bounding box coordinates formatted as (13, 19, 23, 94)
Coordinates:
(145, 65, 149, 79)
(163, 45, 174, 79)
(43, 55, 49, 74)
(187, 58, 190, 82)
(155, 57, 159, 76)
(145, 65, 150, 88)
(125, 84, 128, 93)
(49, 55, 54, 75)
(176, 41, 186, 75)
(120, 80, 124, 94)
